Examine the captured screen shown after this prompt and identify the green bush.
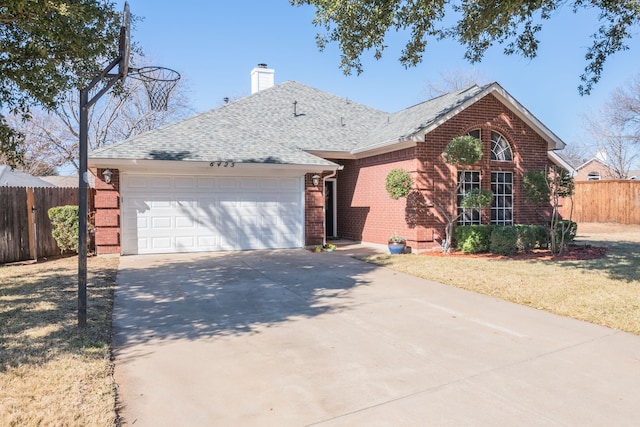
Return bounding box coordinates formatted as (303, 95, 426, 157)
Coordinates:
(532, 224, 550, 249)
(556, 220, 577, 244)
(490, 226, 518, 256)
(385, 168, 413, 200)
(48, 205, 79, 253)
(514, 224, 538, 253)
(454, 225, 494, 254)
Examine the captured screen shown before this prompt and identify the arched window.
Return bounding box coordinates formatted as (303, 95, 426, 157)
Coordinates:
(467, 129, 481, 140)
(587, 171, 601, 181)
(491, 131, 513, 161)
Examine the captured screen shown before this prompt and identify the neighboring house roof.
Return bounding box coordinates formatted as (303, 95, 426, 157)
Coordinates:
(575, 157, 608, 172)
(90, 81, 566, 166)
(39, 174, 95, 188)
(0, 165, 56, 187)
(40, 175, 77, 187)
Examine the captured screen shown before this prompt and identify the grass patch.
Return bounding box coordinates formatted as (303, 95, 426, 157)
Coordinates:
(0, 256, 119, 426)
(360, 230, 640, 335)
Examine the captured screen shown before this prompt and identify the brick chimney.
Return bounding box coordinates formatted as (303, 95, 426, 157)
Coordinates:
(251, 63, 274, 94)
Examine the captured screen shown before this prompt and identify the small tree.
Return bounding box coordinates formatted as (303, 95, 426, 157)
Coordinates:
(522, 166, 575, 254)
(385, 135, 493, 253)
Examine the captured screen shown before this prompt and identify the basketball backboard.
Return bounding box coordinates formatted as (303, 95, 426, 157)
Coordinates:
(118, 2, 131, 82)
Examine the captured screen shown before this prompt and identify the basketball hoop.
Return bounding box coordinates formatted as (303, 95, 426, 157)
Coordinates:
(129, 66, 181, 111)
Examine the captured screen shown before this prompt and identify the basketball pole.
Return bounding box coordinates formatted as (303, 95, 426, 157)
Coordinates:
(76, 2, 180, 327)
(78, 56, 124, 328)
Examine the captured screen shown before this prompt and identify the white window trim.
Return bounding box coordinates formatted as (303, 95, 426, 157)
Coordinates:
(491, 171, 514, 225)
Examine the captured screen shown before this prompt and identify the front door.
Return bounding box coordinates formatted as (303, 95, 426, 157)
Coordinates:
(325, 179, 336, 238)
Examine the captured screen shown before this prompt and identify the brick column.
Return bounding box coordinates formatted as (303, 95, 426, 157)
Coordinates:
(93, 168, 121, 255)
(305, 173, 324, 247)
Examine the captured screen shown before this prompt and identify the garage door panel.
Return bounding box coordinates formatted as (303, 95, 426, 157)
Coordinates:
(261, 215, 279, 226)
(122, 175, 303, 254)
(151, 200, 172, 208)
(151, 236, 172, 249)
(197, 235, 219, 247)
(241, 179, 259, 190)
(176, 236, 196, 248)
(218, 178, 238, 189)
(174, 177, 196, 188)
(175, 216, 196, 228)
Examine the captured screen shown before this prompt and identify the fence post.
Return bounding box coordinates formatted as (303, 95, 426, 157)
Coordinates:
(26, 187, 37, 261)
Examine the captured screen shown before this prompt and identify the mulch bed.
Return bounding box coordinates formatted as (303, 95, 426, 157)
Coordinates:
(420, 244, 607, 261)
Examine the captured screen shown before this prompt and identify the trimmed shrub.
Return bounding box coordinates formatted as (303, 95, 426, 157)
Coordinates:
(454, 225, 493, 254)
(556, 220, 577, 244)
(48, 205, 79, 253)
(515, 224, 537, 253)
(533, 225, 550, 249)
(385, 168, 413, 200)
(490, 226, 518, 256)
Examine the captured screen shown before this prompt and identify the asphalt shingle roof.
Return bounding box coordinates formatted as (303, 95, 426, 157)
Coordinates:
(354, 85, 486, 152)
(0, 165, 56, 187)
(91, 81, 387, 166)
(89, 81, 508, 166)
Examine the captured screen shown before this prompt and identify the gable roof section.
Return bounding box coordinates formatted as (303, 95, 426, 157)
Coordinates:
(576, 157, 609, 172)
(0, 165, 56, 187)
(90, 81, 386, 167)
(352, 83, 565, 155)
(352, 85, 486, 154)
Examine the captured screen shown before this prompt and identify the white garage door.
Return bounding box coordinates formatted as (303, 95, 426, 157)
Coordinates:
(121, 175, 304, 255)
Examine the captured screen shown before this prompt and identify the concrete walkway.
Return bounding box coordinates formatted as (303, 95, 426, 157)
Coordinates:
(113, 246, 640, 426)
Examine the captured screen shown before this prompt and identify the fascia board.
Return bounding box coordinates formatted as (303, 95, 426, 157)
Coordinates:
(548, 151, 576, 175)
(89, 158, 339, 174)
(486, 84, 566, 150)
(348, 139, 417, 158)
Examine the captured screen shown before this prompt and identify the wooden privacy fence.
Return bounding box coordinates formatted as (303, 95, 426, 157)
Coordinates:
(563, 180, 640, 224)
(0, 187, 94, 264)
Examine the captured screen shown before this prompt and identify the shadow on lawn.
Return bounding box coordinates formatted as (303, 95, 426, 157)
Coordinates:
(112, 249, 376, 348)
(0, 257, 117, 372)
(562, 239, 640, 282)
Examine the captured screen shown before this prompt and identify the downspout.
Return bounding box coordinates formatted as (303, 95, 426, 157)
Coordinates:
(322, 165, 343, 246)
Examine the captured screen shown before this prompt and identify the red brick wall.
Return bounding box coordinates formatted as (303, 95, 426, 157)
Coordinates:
(335, 148, 421, 248)
(305, 172, 325, 246)
(335, 94, 551, 250)
(93, 168, 121, 254)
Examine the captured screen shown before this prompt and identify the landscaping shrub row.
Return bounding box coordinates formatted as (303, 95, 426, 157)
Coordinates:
(453, 221, 577, 255)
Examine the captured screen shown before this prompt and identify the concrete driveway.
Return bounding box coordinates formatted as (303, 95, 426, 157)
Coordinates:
(113, 247, 640, 426)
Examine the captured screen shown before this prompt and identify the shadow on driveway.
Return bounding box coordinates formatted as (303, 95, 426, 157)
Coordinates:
(113, 249, 376, 347)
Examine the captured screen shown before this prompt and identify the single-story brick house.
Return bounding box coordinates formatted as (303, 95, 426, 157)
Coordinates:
(90, 66, 567, 255)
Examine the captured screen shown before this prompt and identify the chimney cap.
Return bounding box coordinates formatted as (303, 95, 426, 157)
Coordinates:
(257, 63, 268, 68)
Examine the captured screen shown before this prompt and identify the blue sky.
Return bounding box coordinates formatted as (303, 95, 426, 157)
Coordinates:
(120, 1, 639, 154)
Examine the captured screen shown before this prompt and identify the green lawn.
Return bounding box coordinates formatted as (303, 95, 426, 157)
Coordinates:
(361, 223, 640, 335)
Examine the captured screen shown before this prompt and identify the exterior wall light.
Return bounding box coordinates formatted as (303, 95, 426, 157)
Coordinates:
(312, 174, 320, 186)
(102, 169, 113, 184)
